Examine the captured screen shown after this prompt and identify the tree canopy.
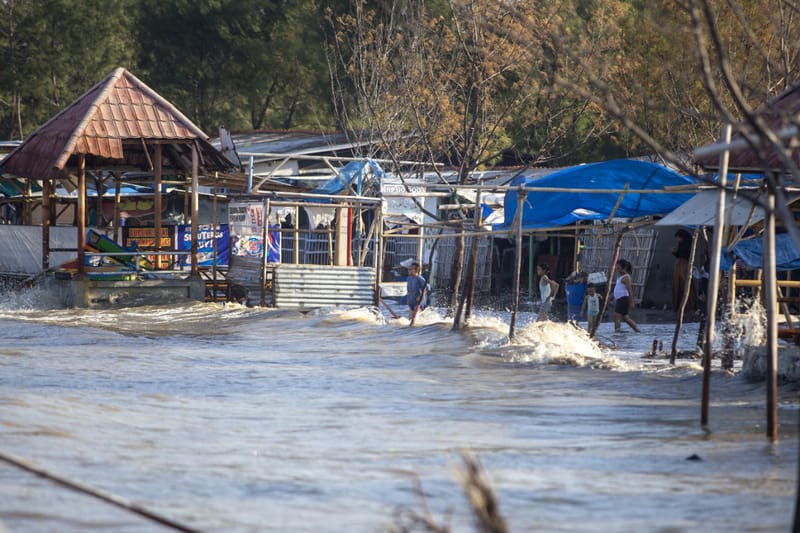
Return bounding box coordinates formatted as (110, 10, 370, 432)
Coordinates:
(0, 0, 797, 169)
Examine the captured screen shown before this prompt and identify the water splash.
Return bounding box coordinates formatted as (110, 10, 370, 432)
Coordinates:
(732, 298, 765, 348)
(449, 311, 624, 369)
(0, 280, 66, 311)
(506, 320, 612, 365)
(320, 306, 387, 325)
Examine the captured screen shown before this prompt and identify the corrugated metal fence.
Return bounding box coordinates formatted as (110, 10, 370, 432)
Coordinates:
(227, 257, 376, 310)
(273, 265, 375, 309)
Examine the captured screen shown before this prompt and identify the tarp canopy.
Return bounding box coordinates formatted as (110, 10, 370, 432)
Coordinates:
(721, 233, 800, 271)
(307, 159, 385, 196)
(494, 159, 697, 230)
(656, 188, 800, 227)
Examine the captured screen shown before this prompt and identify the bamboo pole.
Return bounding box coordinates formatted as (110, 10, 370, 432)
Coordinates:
(328, 226, 334, 266)
(528, 234, 535, 298)
(670, 227, 700, 364)
(359, 215, 376, 267)
(423, 183, 697, 194)
(764, 191, 778, 441)
(703, 123, 732, 427)
(375, 203, 384, 304)
(735, 279, 800, 288)
(508, 190, 527, 339)
(380, 218, 655, 240)
(589, 232, 623, 339)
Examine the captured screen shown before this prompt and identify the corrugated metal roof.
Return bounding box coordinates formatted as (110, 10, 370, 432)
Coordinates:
(229, 130, 358, 157)
(693, 82, 800, 171)
(2, 67, 235, 180)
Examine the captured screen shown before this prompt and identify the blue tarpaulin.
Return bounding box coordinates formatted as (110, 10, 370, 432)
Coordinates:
(493, 159, 697, 230)
(721, 233, 800, 271)
(307, 159, 385, 196)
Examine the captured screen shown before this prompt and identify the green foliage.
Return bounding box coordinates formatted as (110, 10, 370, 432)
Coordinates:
(135, 0, 335, 133)
(0, 0, 136, 138)
(0, 0, 798, 169)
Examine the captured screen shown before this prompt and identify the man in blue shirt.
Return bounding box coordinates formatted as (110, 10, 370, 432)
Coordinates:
(406, 261, 428, 320)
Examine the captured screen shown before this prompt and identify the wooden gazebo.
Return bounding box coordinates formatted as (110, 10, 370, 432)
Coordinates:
(0, 67, 239, 305)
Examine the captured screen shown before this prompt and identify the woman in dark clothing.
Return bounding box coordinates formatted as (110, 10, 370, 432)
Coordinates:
(671, 229, 695, 312)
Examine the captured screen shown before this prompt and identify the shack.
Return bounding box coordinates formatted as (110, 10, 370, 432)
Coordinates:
(490, 159, 697, 329)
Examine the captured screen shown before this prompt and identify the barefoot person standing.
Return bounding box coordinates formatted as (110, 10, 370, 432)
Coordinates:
(405, 261, 429, 323)
(536, 263, 559, 321)
(612, 259, 640, 333)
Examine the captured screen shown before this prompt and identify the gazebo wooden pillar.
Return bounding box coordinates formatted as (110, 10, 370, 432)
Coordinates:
(154, 143, 163, 269)
(77, 155, 87, 278)
(41, 179, 51, 270)
(191, 143, 199, 276)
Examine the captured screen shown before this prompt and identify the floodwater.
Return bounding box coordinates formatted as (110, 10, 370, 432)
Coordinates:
(0, 289, 797, 533)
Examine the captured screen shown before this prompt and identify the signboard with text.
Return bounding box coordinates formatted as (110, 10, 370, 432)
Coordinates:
(176, 224, 230, 267)
(122, 226, 174, 269)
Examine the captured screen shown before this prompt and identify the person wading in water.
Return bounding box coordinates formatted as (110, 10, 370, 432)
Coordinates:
(612, 259, 640, 333)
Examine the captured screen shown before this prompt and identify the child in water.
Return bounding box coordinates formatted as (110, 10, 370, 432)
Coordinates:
(405, 261, 429, 320)
(580, 283, 603, 332)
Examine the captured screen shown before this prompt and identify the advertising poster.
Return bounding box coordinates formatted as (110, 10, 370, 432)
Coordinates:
(229, 201, 281, 263)
(122, 226, 174, 269)
(176, 224, 230, 267)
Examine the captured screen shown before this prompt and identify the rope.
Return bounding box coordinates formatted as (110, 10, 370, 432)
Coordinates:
(0, 450, 203, 533)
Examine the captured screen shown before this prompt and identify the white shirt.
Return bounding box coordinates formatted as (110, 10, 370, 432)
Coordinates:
(586, 293, 600, 315)
(614, 274, 631, 299)
(540, 276, 552, 303)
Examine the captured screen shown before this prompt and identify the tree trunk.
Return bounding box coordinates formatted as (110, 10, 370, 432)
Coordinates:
(447, 225, 465, 318)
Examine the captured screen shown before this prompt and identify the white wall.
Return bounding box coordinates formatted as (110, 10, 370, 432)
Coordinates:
(0, 225, 79, 275)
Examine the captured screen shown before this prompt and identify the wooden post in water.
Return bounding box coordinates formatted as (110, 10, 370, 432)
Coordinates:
(452, 242, 473, 331)
(703, 123, 732, 427)
(508, 189, 527, 339)
(764, 190, 778, 441)
(454, 193, 483, 331)
(670, 227, 700, 364)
